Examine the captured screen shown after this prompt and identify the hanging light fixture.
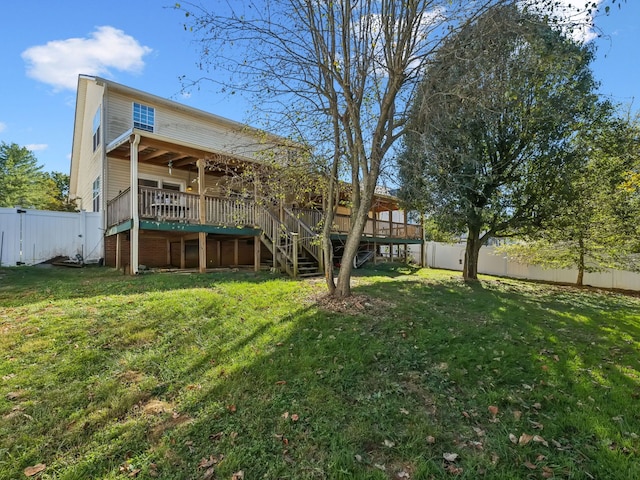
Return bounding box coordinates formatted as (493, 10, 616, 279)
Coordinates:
(187, 165, 193, 191)
(168, 160, 173, 175)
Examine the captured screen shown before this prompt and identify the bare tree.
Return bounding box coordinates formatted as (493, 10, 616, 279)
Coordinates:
(175, 0, 614, 296)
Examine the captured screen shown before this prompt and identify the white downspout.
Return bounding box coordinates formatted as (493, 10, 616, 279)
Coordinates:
(130, 133, 140, 274)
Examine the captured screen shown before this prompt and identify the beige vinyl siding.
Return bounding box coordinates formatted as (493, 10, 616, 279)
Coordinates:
(106, 158, 191, 201)
(76, 82, 105, 212)
(105, 91, 272, 162)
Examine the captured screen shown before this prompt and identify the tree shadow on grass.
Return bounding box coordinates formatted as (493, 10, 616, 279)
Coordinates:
(2, 268, 640, 479)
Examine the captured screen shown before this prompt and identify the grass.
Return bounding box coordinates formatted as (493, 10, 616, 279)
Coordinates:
(1, 264, 640, 479)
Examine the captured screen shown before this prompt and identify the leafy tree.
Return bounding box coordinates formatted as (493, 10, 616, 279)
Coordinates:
(398, 3, 603, 280)
(0, 142, 47, 208)
(0, 142, 74, 211)
(501, 117, 640, 285)
(176, 0, 531, 297)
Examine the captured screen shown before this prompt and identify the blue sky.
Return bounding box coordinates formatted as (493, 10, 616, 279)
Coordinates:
(0, 0, 638, 175)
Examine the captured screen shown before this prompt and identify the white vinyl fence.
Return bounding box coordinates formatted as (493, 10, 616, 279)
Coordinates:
(0, 208, 103, 266)
(416, 242, 640, 292)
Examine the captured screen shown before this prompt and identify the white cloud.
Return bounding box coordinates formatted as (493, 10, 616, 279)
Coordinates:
(25, 144, 48, 152)
(0, 122, 6, 133)
(523, 0, 602, 43)
(22, 26, 152, 91)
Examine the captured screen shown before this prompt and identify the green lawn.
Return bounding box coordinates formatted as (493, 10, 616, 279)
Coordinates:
(1, 265, 639, 479)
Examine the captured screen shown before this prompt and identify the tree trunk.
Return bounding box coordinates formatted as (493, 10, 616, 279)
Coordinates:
(335, 212, 368, 297)
(576, 238, 585, 286)
(463, 225, 482, 281)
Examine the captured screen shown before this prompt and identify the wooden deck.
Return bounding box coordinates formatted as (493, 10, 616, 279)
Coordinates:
(106, 187, 422, 241)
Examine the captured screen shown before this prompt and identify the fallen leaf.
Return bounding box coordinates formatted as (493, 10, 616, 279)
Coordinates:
(384, 439, 395, 448)
(227, 404, 236, 413)
(519, 433, 533, 446)
(491, 452, 500, 465)
(355, 454, 363, 462)
(553, 355, 560, 362)
(291, 414, 299, 422)
(542, 466, 554, 478)
(523, 461, 537, 470)
(231, 470, 244, 480)
(282, 411, 289, 419)
(24, 464, 46, 477)
(374, 463, 386, 471)
(397, 471, 410, 478)
(530, 421, 544, 430)
(488, 405, 499, 417)
(509, 434, 518, 445)
(533, 435, 549, 447)
(533, 403, 542, 410)
(198, 456, 218, 469)
(202, 466, 215, 480)
(275, 380, 287, 385)
(536, 454, 547, 462)
(400, 408, 409, 415)
(426, 436, 436, 444)
(443, 452, 459, 462)
(541, 365, 549, 371)
(128, 468, 141, 477)
(445, 464, 463, 475)
(209, 432, 223, 442)
(551, 439, 562, 449)
(473, 427, 485, 437)
(462, 411, 470, 418)
(513, 410, 522, 421)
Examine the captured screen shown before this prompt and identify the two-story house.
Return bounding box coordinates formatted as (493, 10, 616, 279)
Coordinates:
(69, 75, 423, 276)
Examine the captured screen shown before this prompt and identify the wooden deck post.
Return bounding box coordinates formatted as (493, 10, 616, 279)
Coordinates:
(199, 232, 207, 273)
(292, 232, 299, 278)
(234, 238, 239, 266)
(166, 238, 171, 266)
(254, 235, 261, 272)
(115, 232, 122, 270)
(197, 159, 207, 273)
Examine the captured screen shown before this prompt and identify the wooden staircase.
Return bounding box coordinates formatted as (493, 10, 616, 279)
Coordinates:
(255, 205, 323, 278)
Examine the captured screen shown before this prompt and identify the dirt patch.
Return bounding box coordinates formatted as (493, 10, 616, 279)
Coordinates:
(312, 293, 395, 316)
(118, 370, 144, 384)
(142, 399, 174, 415)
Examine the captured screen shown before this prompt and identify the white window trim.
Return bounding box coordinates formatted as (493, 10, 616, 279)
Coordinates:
(138, 174, 185, 192)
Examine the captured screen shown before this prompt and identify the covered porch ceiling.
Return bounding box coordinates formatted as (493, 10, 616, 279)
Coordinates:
(106, 134, 247, 176)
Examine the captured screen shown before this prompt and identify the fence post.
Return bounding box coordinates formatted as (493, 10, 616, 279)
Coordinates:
(292, 232, 299, 278)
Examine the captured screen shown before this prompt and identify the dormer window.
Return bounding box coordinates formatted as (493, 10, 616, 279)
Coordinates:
(133, 102, 155, 132)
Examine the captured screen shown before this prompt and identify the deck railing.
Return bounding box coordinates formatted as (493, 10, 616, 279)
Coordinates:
(139, 186, 200, 223)
(283, 207, 321, 263)
(107, 189, 422, 240)
(106, 188, 131, 227)
(293, 208, 422, 240)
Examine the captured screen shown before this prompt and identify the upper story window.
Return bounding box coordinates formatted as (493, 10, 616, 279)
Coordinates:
(133, 102, 155, 132)
(92, 106, 101, 152)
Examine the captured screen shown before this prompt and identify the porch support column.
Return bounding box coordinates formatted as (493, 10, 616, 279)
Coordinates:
(166, 238, 171, 266)
(254, 235, 261, 272)
(115, 232, 122, 270)
(199, 232, 207, 272)
(234, 238, 239, 266)
(373, 212, 377, 237)
(129, 134, 141, 275)
(373, 241, 378, 265)
(197, 158, 207, 273)
(404, 210, 408, 239)
(388, 210, 393, 238)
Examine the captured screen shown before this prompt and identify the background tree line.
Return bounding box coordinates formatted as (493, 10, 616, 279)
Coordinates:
(0, 142, 75, 211)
